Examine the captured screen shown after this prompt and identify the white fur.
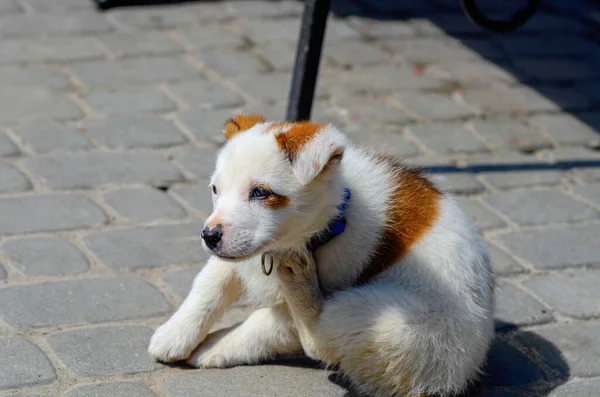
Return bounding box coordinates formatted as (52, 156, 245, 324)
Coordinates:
(149, 122, 495, 396)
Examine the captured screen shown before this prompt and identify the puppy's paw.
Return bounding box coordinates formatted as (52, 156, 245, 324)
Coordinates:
(148, 320, 200, 363)
(277, 250, 315, 284)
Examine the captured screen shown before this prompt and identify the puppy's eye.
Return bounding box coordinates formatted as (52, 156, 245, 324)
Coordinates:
(250, 186, 271, 200)
(211, 185, 217, 195)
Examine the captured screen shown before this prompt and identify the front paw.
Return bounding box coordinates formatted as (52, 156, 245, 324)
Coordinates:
(148, 320, 201, 363)
(277, 250, 315, 284)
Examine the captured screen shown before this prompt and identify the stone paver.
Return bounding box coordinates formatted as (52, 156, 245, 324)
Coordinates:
(524, 269, 600, 319)
(484, 189, 598, 226)
(103, 188, 187, 222)
(0, 194, 107, 235)
(84, 117, 187, 150)
(83, 223, 206, 270)
(47, 326, 157, 377)
(496, 224, 600, 270)
(14, 120, 93, 154)
(515, 322, 600, 378)
(0, 338, 56, 390)
(0, 277, 171, 329)
(1, 236, 89, 276)
(66, 382, 158, 397)
(1, 0, 599, 395)
(495, 281, 553, 330)
(22, 152, 184, 190)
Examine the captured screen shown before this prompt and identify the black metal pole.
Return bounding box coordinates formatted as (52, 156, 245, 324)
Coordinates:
(286, 0, 331, 122)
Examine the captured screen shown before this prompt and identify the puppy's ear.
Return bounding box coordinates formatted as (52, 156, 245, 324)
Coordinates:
(223, 114, 265, 141)
(276, 123, 347, 185)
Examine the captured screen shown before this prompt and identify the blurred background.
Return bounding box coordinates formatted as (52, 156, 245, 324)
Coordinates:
(0, 0, 599, 396)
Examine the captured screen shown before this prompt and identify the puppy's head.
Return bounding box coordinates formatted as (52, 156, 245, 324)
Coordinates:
(202, 114, 348, 260)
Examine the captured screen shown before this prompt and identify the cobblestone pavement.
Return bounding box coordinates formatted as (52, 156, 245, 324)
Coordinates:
(1, 0, 600, 396)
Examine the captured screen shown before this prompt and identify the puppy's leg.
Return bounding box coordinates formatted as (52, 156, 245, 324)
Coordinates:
(276, 251, 339, 364)
(186, 304, 301, 368)
(149, 256, 242, 363)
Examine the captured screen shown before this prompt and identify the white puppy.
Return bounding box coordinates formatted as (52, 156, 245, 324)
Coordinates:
(149, 115, 495, 397)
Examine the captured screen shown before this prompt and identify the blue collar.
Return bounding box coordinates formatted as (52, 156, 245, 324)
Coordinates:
(306, 188, 351, 252)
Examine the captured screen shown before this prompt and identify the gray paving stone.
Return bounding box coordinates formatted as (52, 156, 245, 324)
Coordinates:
(0, 0, 22, 13)
(162, 267, 202, 298)
(323, 40, 388, 67)
(168, 79, 245, 109)
(66, 382, 158, 397)
(1, 236, 89, 277)
(429, 173, 486, 195)
(488, 245, 524, 276)
(385, 37, 505, 63)
(14, 120, 93, 154)
(109, 5, 208, 29)
(484, 189, 597, 226)
(231, 72, 292, 102)
(514, 59, 599, 82)
(23, 0, 95, 12)
(407, 123, 488, 154)
(333, 96, 411, 126)
(0, 194, 107, 235)
(515, 322, 600, 378)
(172, 183, 213, 216)
(0, 277, 170, 329)
(180, 25, 244, 50)
(346, 128, 420, 158)
(495, 281, 552, 330)
(198, 50, 268, 77)
(429, 60, 517, 88)
(177, 109, 234, 146)
(549, 379, 600, 397)
(463, 84, 589, 115)
(482, 171, 565, 190)
(84, 223, 206, 270)
(22, 152, 184, 190)
(0, 132, 20, 157)
(394, 92, 478, 120)
(71, 58, 200, 87)
(104, 188, 187, 222)
(0, 264, 6, 279)
(84, 117, 187, 149)
(229, 0, 303, 18)
(0, 163, 32, 193)
(239, 18, 302, 44)
(573, 184, 600, 207)
(483, 337, 546, 387)
(162, 363, 346, 397)
(469, 120, 552, 152)
(454, 197, 506, 231)
(524, 269, 600, 319)
(529, 113, 600, 147)
(348, 18, 415, 38)
(83, 87, 177, 116)
(99, 32, 184, 58)
(496, 224, 600, 270)
(0, 338, 56, 390)
(47, 326, 157, 377)
(320, 64, 445, 95)
(0, 66, 72, 91)
(0, 13, 113, 38)
(254, 42, 297, 71)
(171, 147, 217, 179)
(0, 87, 83, 123)
(0, 37, 105, 64)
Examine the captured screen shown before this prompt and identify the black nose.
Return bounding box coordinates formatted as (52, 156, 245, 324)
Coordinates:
(201, 226, 222, 249)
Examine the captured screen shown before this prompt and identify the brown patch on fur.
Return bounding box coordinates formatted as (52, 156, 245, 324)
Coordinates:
(312, 161, 321, 171)
(223, 114, 265, 140)
(207, 218, 222, 230)
(256, 184, 290, 210)
(275, 122, 325, 161)
(356, 154, 442, 285)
